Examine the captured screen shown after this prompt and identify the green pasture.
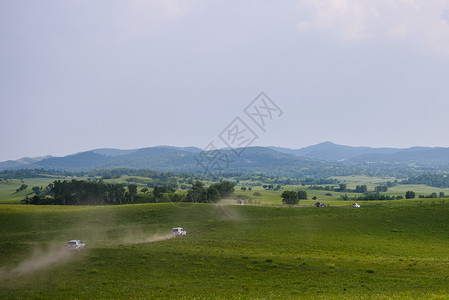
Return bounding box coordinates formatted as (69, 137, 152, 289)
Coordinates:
(0, 177, 66, 202)
(388, 184, 449, 196)
(2, 201, 449, 299)
(332, 175, 396, 189)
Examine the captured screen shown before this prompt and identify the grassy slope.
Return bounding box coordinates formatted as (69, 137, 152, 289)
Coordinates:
(1, 202, 449, 299)
(0, 177, 67, 202)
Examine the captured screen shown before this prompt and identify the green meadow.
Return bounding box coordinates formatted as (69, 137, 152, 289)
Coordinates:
(1, 199, 449, 299)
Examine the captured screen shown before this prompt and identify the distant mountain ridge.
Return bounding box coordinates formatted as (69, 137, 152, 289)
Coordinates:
(1, 142, 449, 176)
(268, 142, 399, 162)
(273, 142, 449, 166)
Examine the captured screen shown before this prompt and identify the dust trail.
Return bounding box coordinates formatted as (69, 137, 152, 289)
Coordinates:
(119, 231, 175, 245)
(215, 200, 242, 220)
(0, 243, 76, 279)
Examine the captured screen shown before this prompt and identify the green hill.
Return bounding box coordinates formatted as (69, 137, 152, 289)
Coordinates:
(1, 201, 449, 298)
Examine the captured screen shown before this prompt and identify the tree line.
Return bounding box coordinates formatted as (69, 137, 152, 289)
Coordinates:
(22, 179, 235, 205)
(23, 180, 137, 205)
(401, 174, 449, 188)
(186, 181, 235, 203)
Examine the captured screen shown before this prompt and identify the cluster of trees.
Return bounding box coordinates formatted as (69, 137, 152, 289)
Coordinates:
(52, 180, 138, 205)
(23, 180, 138, 205)
(340, 190, 419, 201)
(374, 185, 388, 193)
(21, 178, 237, 205)
(341, 193, 403, 201)
(298, 190, 308, 199)
(418, 192, 445, 199)
(186, 181, 235, 203)
(405, 191, 415, 199)
(300, 178, 339, 185)
(281, 190, 308, 205)
(401, 174, 449, 188)
(281, 191, 300, 205)
(15, 184, 28, 193)
(310, 183, 390, 194)
(31, 184, 53, 197)
(262, 184, 281, 191)
(308, 185, 337, 191)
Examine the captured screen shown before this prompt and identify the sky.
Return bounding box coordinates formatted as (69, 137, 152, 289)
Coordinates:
(1, 0, 449, 161)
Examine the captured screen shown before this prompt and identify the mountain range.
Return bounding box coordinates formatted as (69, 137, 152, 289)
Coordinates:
(2, 142, 449, 177)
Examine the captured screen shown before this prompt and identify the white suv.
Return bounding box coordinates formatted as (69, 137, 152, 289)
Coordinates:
(171, 227, 187, 236)
(352, 203, 361, 208)
(66, 240, 85, 250)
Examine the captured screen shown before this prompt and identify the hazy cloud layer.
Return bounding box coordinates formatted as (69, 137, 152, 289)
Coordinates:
(297, 0, 449, 55)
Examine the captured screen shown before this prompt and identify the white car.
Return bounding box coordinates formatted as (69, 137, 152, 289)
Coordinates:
(352, 203, 361, 208)
(171, 227, 187, 236)
(66, 240, 85, 250)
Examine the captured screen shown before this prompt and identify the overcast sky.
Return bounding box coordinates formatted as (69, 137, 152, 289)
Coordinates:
(1, 0, 449, 161)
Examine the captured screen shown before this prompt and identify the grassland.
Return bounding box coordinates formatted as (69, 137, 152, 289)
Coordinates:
(2, 199, 449, 299)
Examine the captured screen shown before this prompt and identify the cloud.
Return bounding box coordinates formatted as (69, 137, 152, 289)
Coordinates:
(297, 0, 449, 56)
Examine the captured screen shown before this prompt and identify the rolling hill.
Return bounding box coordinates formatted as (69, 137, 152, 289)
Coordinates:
(1, 142, 449, 177)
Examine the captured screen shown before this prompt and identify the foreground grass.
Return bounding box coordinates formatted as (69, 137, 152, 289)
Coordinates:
(1, 202, 449, 299)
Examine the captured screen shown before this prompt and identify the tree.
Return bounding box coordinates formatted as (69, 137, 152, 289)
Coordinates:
(374, 186, 388, 193)
(338, 183, 347, 192)
(312, 196, 317, 201)
(241, 187, 247, 191)
(405, 191, 416, 199)
(127, 184, 137, 203)
(32, 186, 41, 195)
(298, 190, 308, 200)
(210, 181, 235, 198)
(16, 184, 28, 193)
(282, 191, 299, 205)
(206, 187, 220, 203)
(153, 185, 175, 200)
(187, 181, 207, 203)
(355, 185, 367, 193)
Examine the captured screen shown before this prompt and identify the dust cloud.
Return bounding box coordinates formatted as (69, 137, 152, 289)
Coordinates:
(215, 201, 242, 221)
(0, 207, 180, 280)
(0, 243, 77, 279)
(119, 231, 175, 245)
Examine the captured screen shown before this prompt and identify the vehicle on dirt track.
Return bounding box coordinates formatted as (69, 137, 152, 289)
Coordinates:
(315, 202, 326, 207)
(171, 227, 187, 236)
(352, 203, 361, 208)
(66, 240, 85, 251)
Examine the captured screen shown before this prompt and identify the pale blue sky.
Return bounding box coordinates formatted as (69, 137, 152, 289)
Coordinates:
(1, 0, 449, 161)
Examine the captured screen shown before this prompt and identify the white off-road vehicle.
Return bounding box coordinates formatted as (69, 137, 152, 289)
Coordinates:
(352, 203, 361, 208)
(171, 227, 187, 236)
(66, 240, 85, 251)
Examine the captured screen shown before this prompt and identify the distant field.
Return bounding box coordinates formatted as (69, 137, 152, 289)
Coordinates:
(388, 184, 449, 196)
(2, 174, 449, 206)
(331, 175, 396, 189)
(0, 177, 66, 202)
(2, 201, 449, 298)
